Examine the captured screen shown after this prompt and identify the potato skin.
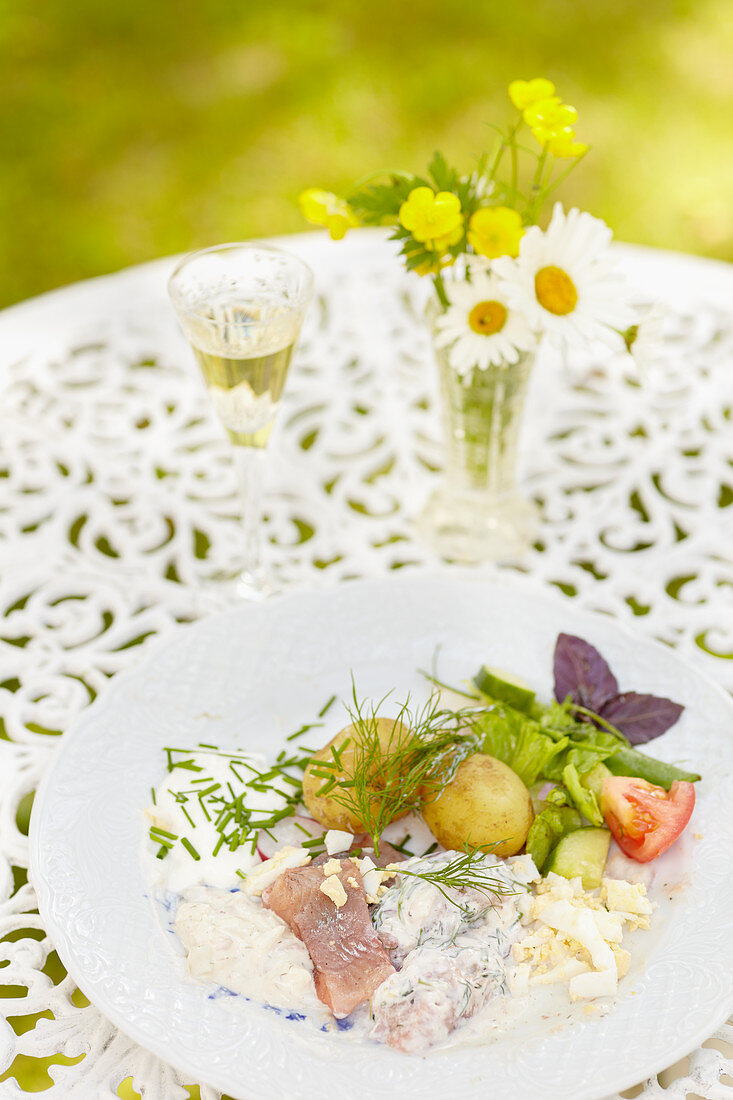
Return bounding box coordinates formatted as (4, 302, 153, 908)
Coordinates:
(302, 718, 407, 831)
(422, 753, 533, 857)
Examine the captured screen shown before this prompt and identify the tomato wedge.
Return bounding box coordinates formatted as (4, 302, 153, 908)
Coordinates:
(600, 777, 695, 863)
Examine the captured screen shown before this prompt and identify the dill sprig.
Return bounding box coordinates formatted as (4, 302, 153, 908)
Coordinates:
(389, 849, 527, 912)
(309, 683, 481, 855)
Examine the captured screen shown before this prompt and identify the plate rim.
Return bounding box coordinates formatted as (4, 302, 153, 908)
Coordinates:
(28, 567, 733, 1100)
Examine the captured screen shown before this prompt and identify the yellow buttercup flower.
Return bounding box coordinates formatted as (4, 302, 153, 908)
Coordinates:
(526, 99, 580, 150)
(431, 221, 465, 251)
(508, 78, 556, 112)
(524, 97, 578, 133)
(399, 187, 463, 244)
(299, 189, 360, 240)
(532, 123, 577, 147)
(546, 132, 588, 159)
(468, 206, 524, 259)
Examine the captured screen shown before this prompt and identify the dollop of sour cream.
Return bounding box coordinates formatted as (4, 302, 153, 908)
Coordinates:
(145, 749, 289, 893)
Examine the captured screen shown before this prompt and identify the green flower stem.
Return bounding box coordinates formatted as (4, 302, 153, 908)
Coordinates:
(433, 272, 450, 310)
(508, 121, 521, 204)
(528, 148, 549, 223)
(437, 352, 533, 492)
(543, 148, 590, 201)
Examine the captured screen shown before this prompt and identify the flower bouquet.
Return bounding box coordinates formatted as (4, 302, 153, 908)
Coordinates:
(299, 79, 646, 561)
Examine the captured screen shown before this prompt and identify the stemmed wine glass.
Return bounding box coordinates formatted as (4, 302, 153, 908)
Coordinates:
(168, 242, 314, 599)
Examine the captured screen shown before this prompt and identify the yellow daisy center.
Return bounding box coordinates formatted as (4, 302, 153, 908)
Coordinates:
(534, 265, 578, 315)
(468, 300, 508, 336)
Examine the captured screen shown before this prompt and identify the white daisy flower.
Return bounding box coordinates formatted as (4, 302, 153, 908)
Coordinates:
(493, 203, 635, 353)
(624, 304, 667, 370)
(434, 267, 535, 375)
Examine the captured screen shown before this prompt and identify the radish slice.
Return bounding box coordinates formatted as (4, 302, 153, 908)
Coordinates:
(256, 815, 326, 859)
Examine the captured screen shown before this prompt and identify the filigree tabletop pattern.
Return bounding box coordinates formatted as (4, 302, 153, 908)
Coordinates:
(0, 229, 731, 1098)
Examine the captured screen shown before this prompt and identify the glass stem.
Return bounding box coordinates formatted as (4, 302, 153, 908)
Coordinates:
(233, 445, 266, 586)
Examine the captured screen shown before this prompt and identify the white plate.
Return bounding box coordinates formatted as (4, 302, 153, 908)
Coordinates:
(30, 571, 733, 1100)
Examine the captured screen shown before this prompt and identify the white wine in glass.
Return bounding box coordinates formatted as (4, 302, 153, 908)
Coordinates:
(168, 243, 314, 598)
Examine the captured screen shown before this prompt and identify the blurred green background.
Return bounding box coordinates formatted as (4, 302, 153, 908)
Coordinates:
(2, 0, 732, 310)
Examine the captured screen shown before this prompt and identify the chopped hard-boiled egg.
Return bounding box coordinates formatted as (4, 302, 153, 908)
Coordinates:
(242, 846, 311, 896)
(512, 872, 654, 1001)
(320, 875, 348, 908)
(324, 829, 354, 855)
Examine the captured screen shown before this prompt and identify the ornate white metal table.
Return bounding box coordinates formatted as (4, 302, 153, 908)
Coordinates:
(0, 229, 731, 1099)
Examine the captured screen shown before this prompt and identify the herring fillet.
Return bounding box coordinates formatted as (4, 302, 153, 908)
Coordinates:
(262, 860, 395, 1018)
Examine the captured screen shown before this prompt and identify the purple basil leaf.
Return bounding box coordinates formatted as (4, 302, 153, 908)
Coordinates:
(553, 633, 619, 711)
(599, 692, 684, 744)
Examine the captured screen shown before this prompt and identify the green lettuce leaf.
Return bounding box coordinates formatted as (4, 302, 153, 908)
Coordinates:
(472, 704, 570, 787)
(526, 804, 583, 872)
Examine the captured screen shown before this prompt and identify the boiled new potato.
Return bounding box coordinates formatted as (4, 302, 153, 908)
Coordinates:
(422, 753, 533, 857)
(302, 717, 408, 831)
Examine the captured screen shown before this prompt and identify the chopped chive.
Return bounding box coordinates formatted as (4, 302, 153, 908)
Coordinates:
(150, 787, 157, 805)
(198, 798, 211, 823)
(319, 694, 337, 717)
(196, 783, 221, 798)
(181, 837, 200, 861)
(276, 750, 286, 763)
(150, 826, 178, 841)
(212, 833, 225, 857)
(286, 722, 321, 742)
(156, 846, 169, 860)
(236, 869, 246, 879)
(390, 835, 415, 856)
(198, 742, 219, 750)
(172, 760, 204, 772)
(330, 737, 350, 768)
(301, 836, 327, 848)
(256, 768, 280, 782)
(294, 821, 315, 837)
(181, 804, 195, 829)
(424, 841, 439, 855)
(229, 762, 244, 783)
(316, 776, 337, 797)
(309, 764, 338, 779)
(190, 775, 214, 785)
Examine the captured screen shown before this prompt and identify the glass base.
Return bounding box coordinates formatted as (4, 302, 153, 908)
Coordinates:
(418, 484, 539, 564)
(202, 563, 279, 601)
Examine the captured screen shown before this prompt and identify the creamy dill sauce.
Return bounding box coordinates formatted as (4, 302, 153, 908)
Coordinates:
(175, 886, 326, 1015)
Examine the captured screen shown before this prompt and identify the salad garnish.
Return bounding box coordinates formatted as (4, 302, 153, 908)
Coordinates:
(554, 633, 684, 743)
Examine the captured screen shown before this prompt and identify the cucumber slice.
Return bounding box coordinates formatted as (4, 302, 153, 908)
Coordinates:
(474, 666, 536, 713)
(545, 827, 611, 890)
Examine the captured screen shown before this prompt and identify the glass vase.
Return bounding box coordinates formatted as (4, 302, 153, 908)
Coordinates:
(418, 334, 539, 563)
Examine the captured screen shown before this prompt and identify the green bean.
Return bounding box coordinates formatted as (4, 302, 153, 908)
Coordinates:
(605, 747, 700, 790)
